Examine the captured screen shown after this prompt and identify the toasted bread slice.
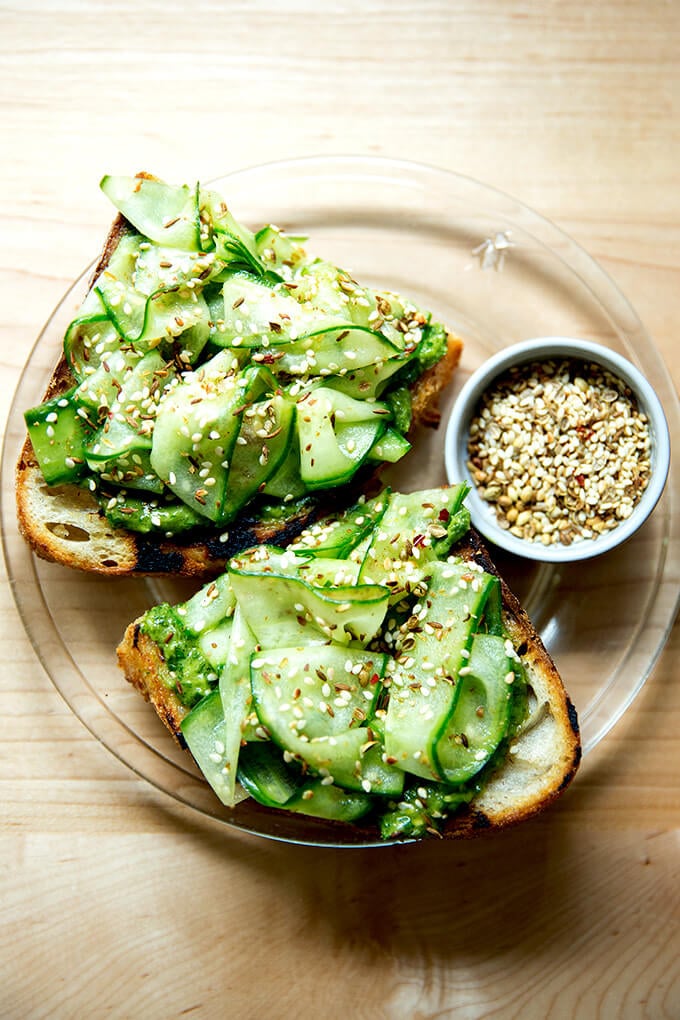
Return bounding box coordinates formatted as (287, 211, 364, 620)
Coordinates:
(116, 527, 580, 839)
(16, 212, 463, 577)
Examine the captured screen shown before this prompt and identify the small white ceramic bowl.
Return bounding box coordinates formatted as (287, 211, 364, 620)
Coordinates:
(444, 337, 671, 562)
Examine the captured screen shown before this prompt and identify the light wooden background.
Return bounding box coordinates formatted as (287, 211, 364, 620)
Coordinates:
(1, 3, 678, 1018)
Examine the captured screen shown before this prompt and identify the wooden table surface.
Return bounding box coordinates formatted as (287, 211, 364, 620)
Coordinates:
(1, 3, 678, 1017)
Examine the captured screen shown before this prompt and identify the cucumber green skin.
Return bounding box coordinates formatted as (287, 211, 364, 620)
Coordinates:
(280, 780, 373, 822)
(238, 740, 373, 823)
(24, 387, 92, 485)
(434, 631, 514, 784)
(289, 493, 389, 559)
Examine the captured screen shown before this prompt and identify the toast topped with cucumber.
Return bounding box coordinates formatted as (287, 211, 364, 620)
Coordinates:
(16, 173, 462, 577)
(117, 486, 580, 840)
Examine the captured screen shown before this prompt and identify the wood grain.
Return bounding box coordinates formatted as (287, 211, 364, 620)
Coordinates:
(1, 3, 678, 1018)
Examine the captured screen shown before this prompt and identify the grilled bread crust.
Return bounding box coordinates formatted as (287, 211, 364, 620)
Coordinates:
(116, 527, 581, 839)
(16, 214, 463, 577)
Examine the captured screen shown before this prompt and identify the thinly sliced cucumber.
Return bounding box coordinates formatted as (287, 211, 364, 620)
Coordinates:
(280, 779, 373, 822)
(260, 430, 307, 501)
(101, 175, 202, 250)
(127, 478, 535, 835)
(250, 643, 385, 736)
(73, 349, 136, 411)
(278, 324, 401, 375)
(289, 492, 389, 559)
(365, 428, 411, 464)
(85, 349, 168, 466)
(228, 546, 390, 647)
(95, 278, 210, 350)
(384, 560, 498, 782)
(215, 605, 258, 805)
(24, 387, 93, 485)
(64, 311, 120, 383)
(299, 557, 362, 588)
(180, 690, 239, 806)
(236, 741, 302, 808)
(238, 742, 374, 821)
(434, 632, 515, 783)
(218, 274, 321, 347)
(133, 245, 220, 297)
(316, 387, 392, 424)
(93, 448, 166, 495)
(359, 485, 469, 595)
(250, 644, 400, 792)
(221, 393, 296, 521)
(297, 387, 387, 488)
(379, 781, 476, 840)
(32, 170, 464, 549)
(197, 619, 234, 669)
(179, 574, 236, 635)
(150, 353, 252, 522)
(326, 356, 408, 400)
(167, 314, 212, 366)
(254, 225, 308, 270)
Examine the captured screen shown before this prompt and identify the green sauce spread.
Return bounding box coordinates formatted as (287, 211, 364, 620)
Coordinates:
(103, 496, 205, 535)
(139, 604, 216, 708)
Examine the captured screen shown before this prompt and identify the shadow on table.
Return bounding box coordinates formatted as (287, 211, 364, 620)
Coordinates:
(161, 782, 593, 969)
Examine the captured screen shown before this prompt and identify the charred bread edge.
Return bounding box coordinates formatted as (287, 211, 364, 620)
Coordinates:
(16, 211, 463, 577)
(116, 526, 581, 840)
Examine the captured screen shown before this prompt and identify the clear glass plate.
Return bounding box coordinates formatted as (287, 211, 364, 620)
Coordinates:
(3, 156, 678, 847)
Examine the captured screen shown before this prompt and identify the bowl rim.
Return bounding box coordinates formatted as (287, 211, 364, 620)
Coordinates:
(444, 336, 672, 563)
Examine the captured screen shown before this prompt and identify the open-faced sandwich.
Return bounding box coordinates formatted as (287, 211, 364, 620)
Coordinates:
(118, 486, 580, 840)
(16, 173, 462, 577)
(16, 174, 579, 840)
